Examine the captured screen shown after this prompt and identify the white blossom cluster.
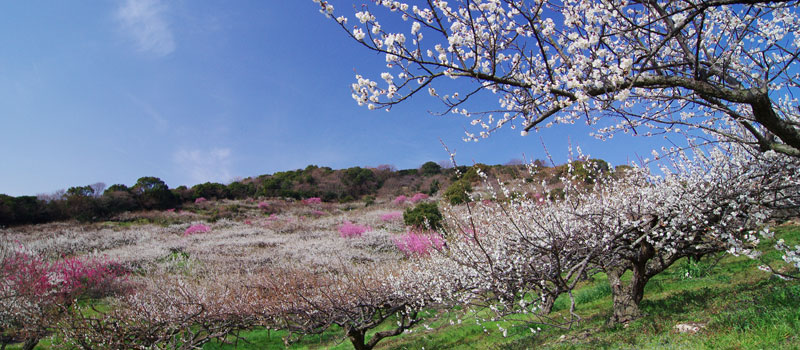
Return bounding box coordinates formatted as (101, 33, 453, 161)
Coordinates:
(391, 140, 799, 320)
(1, 215, 403, 274)
(317, 0, 800, 154)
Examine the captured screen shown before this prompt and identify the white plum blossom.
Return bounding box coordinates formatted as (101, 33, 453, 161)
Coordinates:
(315, 0, 800, 154)
(353, 28, 366, 41)
(393, 135, 799, 324)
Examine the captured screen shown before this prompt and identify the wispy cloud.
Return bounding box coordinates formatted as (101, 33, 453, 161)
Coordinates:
(174, 148, 233, 185)
(125, 93, 168, 132)
(116, 0, 175, 57)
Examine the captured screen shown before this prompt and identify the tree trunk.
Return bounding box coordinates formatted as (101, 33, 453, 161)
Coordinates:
(539, 293, 556, 315)
(21, 338, 39, 350)
(346, 328, 370, 350)
(605, 266, 648, 325)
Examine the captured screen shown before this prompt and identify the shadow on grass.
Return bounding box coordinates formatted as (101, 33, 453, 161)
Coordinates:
(641, 287, 717, 317)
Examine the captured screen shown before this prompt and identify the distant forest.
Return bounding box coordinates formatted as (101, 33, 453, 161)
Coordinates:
(0, 159, 618, 227)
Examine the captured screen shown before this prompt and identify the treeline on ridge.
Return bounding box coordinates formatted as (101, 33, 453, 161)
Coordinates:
(0, 159, 618, 227)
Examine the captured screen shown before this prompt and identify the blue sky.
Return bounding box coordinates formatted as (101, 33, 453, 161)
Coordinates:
(0, 1, 666, 197)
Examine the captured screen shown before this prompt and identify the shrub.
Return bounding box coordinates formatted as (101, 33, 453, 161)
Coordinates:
(547, 188, 565, 201)
(363, 195, 376, 206)
(395, 231, 445, 257)
(428, 179, 440, 195)
(339, 221, 371, 238)
(443, 179, 472, 205)
(403, 202, 443, 230)
(420, 161, 442, 176)
(184, 223, 210, 236)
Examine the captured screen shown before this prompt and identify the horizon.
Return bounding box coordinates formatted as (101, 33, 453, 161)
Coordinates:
(1, 1, 670, 197)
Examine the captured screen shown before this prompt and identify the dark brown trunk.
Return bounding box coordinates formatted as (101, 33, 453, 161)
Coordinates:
(21, 338, 39, 350)
(606, 266, 648, 325)
(347, 328, 371, 350)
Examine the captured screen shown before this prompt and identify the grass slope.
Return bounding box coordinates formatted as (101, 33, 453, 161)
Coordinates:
(205, 224, 800, 350)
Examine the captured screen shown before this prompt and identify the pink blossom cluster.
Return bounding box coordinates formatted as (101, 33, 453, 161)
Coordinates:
(380, 211, 403, 222)
(194, 197, 207, 204)
(312, 210, 326, 216)
(184, 223, 210, 236)
(393, 195, 407, 204)
(2, 250, 126, 298)
(409, 193, 429, 203)
(339, 221, 371, 238)
(267, 214, 279, 221)
(394, 231, 444, 257)
(258, 201, 270, 209)
(302, 197, 322, 205)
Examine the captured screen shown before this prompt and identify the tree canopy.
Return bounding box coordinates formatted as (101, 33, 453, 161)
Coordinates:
(316, 0, 800, 156)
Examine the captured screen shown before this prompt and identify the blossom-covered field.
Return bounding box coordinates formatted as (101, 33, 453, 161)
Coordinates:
(0, 195, 443, 349)
(3, 200, 409, 272)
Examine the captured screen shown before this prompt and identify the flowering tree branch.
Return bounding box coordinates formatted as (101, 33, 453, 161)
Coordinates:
(315, 0, 800, 155)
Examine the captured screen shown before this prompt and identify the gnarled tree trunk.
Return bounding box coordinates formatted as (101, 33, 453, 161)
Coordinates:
(21, 338, 39, 350)
(605, 263, 650, 325)
(346, 327, 370, 350)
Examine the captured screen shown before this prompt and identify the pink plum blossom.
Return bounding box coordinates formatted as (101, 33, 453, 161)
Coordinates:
(184, 223, 210, 236)
(303, 197, 322, 205)
(2, 250, 127, 298)
(394, 231, 444, 257)
(339, 221, 371, 238)
(410, 193, 429, 203)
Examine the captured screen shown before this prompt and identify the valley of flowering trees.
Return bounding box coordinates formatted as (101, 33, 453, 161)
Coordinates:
(2, 1, 800, 349)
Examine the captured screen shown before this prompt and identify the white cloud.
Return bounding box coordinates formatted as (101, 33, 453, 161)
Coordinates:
(174, 148, 233, 185)
(116, 0, 175, 57)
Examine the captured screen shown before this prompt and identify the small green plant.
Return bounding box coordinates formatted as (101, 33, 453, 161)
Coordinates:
(443, 179, 472, 205)
(363, 195, 376, 206)
(428, 179, 440, 195)
(403, 202, 443, 230)
(678, 256, 714, 279)
(547, 188, 565, 201)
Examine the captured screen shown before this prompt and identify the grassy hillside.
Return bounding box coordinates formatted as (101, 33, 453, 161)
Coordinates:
(200, 224, 800, 350)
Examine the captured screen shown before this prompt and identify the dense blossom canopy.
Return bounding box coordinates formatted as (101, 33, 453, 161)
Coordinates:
(316, 0, 800, 156)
